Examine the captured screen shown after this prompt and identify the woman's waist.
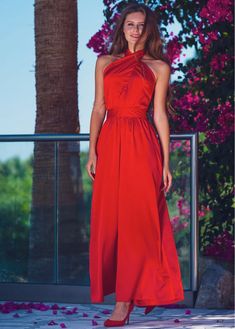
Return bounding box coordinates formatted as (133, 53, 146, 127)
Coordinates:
(106, 107, 148, 120)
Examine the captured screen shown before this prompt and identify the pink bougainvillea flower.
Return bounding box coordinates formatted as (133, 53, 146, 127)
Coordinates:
(83, 312, 88, 317)
(60, 323, 67, 328)
(48, 320, 58, 325)
(210, 53, 230, 71)
(176, 198, 190, 221)
(185, 309, 192, 314)
(170, 141, 182, 152)
(199, 0, 233, 24)
(92, 319, 98, 325)
(38, 303, 50, 311)
(166, 36, 183, 65)
(72, 307, 78, 313)
(87, 21, 113, 56)
(171, 215, 189, 234)
(101, 309, 111, 314)
(204, 230, 234, 261)
(199, 205, 211, 218)
(65, 309, 77, 315)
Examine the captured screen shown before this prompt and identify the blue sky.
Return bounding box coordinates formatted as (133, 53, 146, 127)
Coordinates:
(0, 0, 104, 135)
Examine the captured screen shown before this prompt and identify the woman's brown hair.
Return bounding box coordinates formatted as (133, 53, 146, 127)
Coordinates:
(107, 3, 176, 117)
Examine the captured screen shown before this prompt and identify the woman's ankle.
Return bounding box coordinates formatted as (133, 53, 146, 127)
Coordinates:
(115, 301, 131, 306)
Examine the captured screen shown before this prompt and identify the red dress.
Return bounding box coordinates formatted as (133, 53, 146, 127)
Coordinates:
(89, 48, 184, 307)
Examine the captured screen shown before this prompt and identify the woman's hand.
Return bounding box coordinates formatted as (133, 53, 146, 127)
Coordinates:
(161, 165, 172, 194)
(86, 153, 97, 181)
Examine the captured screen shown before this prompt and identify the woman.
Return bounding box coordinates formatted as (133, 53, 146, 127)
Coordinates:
(86, 3, 184, 327)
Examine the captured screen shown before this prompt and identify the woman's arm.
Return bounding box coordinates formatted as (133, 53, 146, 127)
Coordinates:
(152, 61, 172, 193)
(86, 55, 107, 181)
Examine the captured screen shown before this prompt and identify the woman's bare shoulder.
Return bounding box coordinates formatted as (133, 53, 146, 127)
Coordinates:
(96, 54, 109, 66)
(144, 55, 170, 73)
(154, 60, 171, 75)
(97, 53, 125, 72)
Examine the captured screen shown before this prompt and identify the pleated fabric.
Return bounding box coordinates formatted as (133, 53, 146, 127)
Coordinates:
(89, 48, 184, 306)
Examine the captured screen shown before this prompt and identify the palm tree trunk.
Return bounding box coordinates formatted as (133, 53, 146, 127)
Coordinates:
(28, 0, 86, 283)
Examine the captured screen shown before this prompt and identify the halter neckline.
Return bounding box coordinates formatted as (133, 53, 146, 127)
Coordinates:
(124, 48, 145, 57)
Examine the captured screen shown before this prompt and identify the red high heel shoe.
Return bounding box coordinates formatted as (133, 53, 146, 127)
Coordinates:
(144, 305, 156, 315)
(104, 301, 134, 327)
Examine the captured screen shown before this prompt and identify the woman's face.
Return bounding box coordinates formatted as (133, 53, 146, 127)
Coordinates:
(123, 12, 147, 48)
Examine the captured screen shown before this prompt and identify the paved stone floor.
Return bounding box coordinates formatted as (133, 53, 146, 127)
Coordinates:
(0, 301, 234, 329)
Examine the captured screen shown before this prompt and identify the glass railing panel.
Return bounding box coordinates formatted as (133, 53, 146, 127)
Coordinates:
(0, 134, 197, 292)
(168, 139, 191, 289)
(0, 141, 56, 283)
(57, 140, 91, 285)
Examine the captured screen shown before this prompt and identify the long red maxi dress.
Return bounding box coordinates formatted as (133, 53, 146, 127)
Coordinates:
(89, 48, 184, 307)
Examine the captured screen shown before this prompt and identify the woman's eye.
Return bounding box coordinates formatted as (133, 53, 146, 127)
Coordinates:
(126, 23, 144, 28)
